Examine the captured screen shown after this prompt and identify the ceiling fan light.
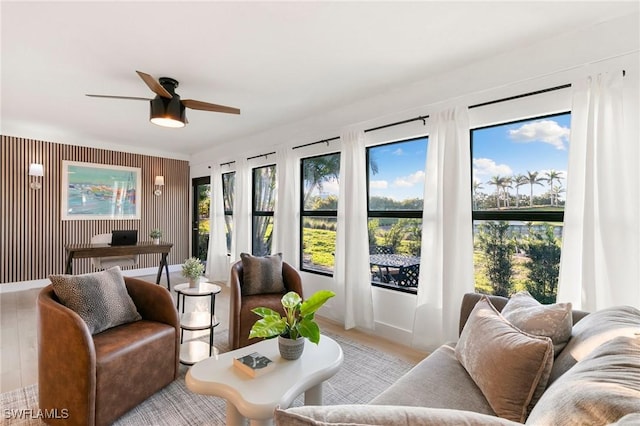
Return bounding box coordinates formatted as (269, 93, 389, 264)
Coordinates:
(150, 96, 186, 128)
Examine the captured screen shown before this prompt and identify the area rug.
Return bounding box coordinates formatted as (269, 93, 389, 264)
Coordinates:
(1, 331, 416, 425)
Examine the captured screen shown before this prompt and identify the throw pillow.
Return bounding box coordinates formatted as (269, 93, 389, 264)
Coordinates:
(501, 290, 573, 355)
(455, 297, 554, 423)
(549, 305, 640, 384)
(50, 266, 141, 335)
(526, 336, 640, 425)
(240, 252, 286, 296)
(275, 405, 522, 426)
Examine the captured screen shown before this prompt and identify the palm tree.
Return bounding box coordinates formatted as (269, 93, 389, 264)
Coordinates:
(551, 185, 566, 207)
(302, 154, 340, 206)
(472, 180, 484, 210)
(525, 171, 544, 207)
(513, 174, 528, 208)
(544, 170, 563, 206)
(502, 176, 513, 208)
(488, 175, 507, 208)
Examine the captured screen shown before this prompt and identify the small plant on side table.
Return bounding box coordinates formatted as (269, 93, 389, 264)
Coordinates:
(149, 228, 162, 244)
(182, 257, 205, 288)
(249, 290, 335, 360)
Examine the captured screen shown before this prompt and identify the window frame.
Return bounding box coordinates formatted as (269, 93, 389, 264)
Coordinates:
(251, 164, 276, 256)
(470, 111, 570, 224)
(222, 171, 235, 255)
(366, 136, 428, 294)
(299, 152, 340, 277)
(470, 110, 570, 301)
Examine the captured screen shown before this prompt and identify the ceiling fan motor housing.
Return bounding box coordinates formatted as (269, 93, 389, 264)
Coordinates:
(150, 78, 186, 127)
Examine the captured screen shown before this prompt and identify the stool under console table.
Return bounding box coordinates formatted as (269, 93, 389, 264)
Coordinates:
(174, 282, 221, 365)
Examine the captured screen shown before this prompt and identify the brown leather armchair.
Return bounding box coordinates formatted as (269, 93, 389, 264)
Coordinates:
(37, 277, 180, 426)
(229, 260, 303, 350)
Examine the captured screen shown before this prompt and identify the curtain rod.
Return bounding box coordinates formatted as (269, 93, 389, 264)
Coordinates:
(292, 136, 340, 150)
(365, 115, 428, 133)
(247, 151, 276, 161)
(219, 160, 236, 168)
(469, 83, 572, 110)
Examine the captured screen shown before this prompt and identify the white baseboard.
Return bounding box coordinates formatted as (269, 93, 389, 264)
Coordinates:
(373, 320, 414, 347)
(0, 264, 182, 294)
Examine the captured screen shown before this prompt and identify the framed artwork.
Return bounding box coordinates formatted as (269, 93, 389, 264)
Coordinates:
(61, 161, 142, 220)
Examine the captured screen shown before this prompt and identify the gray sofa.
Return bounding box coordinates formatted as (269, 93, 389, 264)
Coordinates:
(276, 293, 640, 425)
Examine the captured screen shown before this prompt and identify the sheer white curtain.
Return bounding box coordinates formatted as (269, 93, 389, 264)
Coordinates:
(412, 106, 474, 351)
(206, 164, 230, 283)
(230, 158, 252, 261)
(558, 71, 639, 310)
(272, 147, 300, 264)
(334, 130, 374, 330)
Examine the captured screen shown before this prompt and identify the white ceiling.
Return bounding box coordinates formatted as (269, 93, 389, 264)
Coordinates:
(1, 1, 638, 160)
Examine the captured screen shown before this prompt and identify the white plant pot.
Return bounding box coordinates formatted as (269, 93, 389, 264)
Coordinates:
(152, 238, 160, 245)
(188, 276, 200, 288)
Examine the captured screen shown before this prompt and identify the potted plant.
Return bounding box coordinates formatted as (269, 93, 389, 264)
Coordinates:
(182, 257, 205, 288)
(249, 290, 335, 360)
(149, 228, 162, 244)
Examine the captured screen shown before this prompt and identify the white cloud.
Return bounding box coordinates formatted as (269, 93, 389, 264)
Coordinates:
(370, 180, 388, 189)
(393, 170, 424, 187)
(508, 120, 570, 150)
(319, 177, 340, 195)
(392, 148, 404, 156)
(473, 158, 512, 178)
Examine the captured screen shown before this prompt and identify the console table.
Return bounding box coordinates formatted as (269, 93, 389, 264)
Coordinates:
(64, 241, 173, 288)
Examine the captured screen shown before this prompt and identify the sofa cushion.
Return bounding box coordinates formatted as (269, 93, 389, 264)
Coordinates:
(50, 266, 141, 334)
(240, 252, 286, 296)
(526, 336, 640, 426)
(549, 305, 640, 384)
(275, 405, 521, 426)
(456, 297, 553, 423)
(370, 344, 495, 415)
(501, 290, 572, 355)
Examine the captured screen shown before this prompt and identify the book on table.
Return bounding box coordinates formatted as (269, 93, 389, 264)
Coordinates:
(233, 352, 275, 378)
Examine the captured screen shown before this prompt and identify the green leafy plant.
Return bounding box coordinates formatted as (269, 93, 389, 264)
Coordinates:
(149, 228, 162, 239)
(181, 257, 204, 279)
(249, 290, 335, 344)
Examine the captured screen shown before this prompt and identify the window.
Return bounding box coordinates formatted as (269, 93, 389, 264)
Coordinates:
(471, 112, 570, 303)
(252, 165, 276, 256)
(367, 137, 428, 293)
(222, 171, 235, 254)
(300, 153, 340, 275)
(192, 177, 211, 261)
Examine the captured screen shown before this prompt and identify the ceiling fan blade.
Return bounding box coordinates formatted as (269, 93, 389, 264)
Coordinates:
(136, 70, 172, 98)
(86, 94, 151, 101)
(182, 99, 240, 115)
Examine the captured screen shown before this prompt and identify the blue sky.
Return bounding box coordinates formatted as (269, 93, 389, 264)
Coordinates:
(313, 113, 570, 201)
(472, 113, 571, 196)
(368, 138, 428, 201)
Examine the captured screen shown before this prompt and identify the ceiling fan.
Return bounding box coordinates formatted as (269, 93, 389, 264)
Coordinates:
(86, 71, 240, 128)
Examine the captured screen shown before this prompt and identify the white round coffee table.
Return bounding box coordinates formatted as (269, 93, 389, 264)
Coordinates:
(186, 334, 343, 425)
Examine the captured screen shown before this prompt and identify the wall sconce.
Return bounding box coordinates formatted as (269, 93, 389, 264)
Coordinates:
(29, 163, 44, 190)
(154, 175, 165, 196)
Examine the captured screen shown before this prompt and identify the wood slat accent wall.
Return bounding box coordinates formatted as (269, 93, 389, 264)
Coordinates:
(1, 136, 190, 284)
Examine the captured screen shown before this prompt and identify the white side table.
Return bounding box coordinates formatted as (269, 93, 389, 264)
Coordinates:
(186, 334, 343, 426)
(174, 282, 222, 365)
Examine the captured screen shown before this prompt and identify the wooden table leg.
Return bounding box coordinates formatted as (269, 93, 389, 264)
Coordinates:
(156, 253, 170, 289)
(64, 253, 74, 275)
